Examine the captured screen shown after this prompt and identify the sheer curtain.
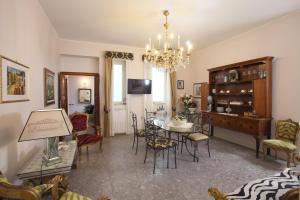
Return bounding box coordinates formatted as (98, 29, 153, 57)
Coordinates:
(144, 62, 172, 118)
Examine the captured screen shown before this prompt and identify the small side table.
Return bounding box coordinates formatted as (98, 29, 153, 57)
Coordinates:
(17, 140, 77, 181)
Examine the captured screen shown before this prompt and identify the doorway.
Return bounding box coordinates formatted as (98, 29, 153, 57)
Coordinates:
(59, 72, 100, 126)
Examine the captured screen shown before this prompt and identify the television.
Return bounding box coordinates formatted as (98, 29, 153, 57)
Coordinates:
(127, 79, 152, 94)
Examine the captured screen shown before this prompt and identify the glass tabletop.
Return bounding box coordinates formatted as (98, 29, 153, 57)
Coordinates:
(152, 118, 201, 134)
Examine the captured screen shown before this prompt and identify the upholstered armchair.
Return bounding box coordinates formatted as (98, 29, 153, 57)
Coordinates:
(69, 112, 103, 154)
(0, 171, 110, 200)
(262, 119, 300, 167)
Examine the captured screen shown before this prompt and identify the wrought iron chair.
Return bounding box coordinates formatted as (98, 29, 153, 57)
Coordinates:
(69, 112, 103, 154)
(131, 112, 145, 154)
(185, 114, 211, 162)
(144, 120, 177, 174)
(262, 119, 300, 167)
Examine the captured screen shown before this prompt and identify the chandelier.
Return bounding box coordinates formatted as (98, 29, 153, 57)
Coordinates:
(143, 10, 193, 72)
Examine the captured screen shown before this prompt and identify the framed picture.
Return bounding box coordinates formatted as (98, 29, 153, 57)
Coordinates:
(44, 68, 55, 106)
(177, 80, 184, 89)
(0, 55, 30, 103)
(193, 83, 201, 98)
(78, 88, 92, 104)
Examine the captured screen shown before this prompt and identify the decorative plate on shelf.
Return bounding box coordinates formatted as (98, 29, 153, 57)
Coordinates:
(228, 69, 239, 82)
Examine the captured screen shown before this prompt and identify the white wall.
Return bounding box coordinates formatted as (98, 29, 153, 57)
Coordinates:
(190, 10, 300, 153)
(58, 39, 146, 131)
(60, 55, 99, 73)
(0, 0, 58, 179)
(68, 76, 95, 114)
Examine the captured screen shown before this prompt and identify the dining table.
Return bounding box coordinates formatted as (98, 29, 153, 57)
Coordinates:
(152, 116, 204, 161)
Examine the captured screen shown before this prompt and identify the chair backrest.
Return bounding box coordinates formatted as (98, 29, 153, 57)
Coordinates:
(69, 112, 89, 132)
(275, 119, 300, 144)
(199, 113, 212, 136)
(144, 119, 156, 143)
(131, 112, 138, 135)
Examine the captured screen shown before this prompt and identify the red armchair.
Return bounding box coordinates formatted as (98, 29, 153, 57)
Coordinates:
(69, 112, 103, 154)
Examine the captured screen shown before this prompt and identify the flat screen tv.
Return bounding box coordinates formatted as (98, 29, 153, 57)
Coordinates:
(127, 79, 152, 94)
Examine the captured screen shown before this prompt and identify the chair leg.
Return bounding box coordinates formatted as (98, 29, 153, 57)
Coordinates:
(287, 152, 291, 168)
(262, 145, 266, 160)
(292, 152, 297, 167)
(135, 137, 139, 155)
(144, 146, 148, 163)
(181, 136, 184, 154)
(153, 149, 157, 174)
(174, 146, 177, 168)
(99, 140, 103, 152)
(207, 140, 211, 158)
(275, 150, 278, 160)
(167, 148, 170, 168)
(132, 134, 136, 149)
(86, 146, 88, 154)
(163, 150, 165, 160)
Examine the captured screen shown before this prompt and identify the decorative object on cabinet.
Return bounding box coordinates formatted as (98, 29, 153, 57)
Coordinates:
(0, 55, 30, 103)
(18, 109, 73, 166)
(228, 69, 239, 82)
(207, 96, 213, 112)
(193, 83, 201, 98)
(203, 56, 273, 158)
(208, 168, 300, 200)
(78, 88, 92, 104)
(69, 112, 103, 154)
(177, 80, 184, 89)
(262, 119, 300, 167)
(44, 68, 55, 106)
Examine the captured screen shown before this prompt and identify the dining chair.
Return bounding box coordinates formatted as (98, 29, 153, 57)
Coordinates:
(185, 116, 211, 162)
(69, 112, 103, 154)
(131, 112, 145, 154)
(144, 120, 177, 174)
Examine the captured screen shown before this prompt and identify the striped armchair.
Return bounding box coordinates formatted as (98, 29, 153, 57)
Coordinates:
(262, 119, 300, 167)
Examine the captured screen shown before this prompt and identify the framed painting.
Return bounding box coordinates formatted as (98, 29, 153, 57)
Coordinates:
(44, 68, 55, 106)
(78, 88, 92, 104)
(177, 80, 184, 89)
(0, 55, 30, 103)
(193, 83, 201, 98)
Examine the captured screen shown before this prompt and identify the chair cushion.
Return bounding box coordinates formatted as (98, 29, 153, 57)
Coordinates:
(263, 139, 297, 152)
(136, 129, 145, 137)
(77, 134, 102, 147)
(60, 191, 91, 200)
(188, 133, 208, 141)
(34, 184, 52, 194)
(147, 138, 176, 149)
(276, 120, 299, 142)
(226, 168, 300, 200)
(0, 176, 9, 184)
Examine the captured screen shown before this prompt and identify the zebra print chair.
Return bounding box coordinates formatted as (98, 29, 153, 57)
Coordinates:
(208, 168, 299, 200)
(262, 119, 300, 167)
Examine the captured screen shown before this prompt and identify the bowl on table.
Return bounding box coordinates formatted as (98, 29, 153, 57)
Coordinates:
(216, 107, 224, 113)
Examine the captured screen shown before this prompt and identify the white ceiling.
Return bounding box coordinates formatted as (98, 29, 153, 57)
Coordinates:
(39, 0, 300, 49)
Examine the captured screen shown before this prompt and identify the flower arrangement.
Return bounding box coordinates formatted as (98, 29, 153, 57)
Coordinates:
(180, 94, 197, 110)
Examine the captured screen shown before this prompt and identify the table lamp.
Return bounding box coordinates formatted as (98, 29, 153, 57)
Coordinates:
(18, 109, 73, 166)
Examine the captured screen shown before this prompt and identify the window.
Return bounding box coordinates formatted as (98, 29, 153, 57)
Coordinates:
(113, 61, 126, 103)
(152, 67, 167, 102)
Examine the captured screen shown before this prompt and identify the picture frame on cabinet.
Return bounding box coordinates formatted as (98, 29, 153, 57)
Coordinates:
(0, 55, 30, 103)
(193, 83, 201, 98)
(44, 68, 55, 106)
(177, 80, 184, 89)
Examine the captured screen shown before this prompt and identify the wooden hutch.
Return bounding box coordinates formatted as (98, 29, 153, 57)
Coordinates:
(202, 57, 273, 158)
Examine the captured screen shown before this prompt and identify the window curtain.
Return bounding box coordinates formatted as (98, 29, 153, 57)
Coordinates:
(104, 57, 113, 137)
(143, 62, 154, 112)
(170, 72, 177, 117)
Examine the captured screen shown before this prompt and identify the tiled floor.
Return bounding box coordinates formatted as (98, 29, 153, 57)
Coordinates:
(68, 135, 288, 200)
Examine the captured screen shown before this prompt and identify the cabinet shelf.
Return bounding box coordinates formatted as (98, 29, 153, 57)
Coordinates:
(210, 80, 252, 86)
(216, 103, 252, 107)
(213, 93, 253, 96)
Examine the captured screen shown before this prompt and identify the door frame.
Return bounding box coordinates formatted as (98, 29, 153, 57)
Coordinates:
(59, 72, 100, 126)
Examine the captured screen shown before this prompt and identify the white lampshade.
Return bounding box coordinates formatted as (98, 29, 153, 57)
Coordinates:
(19, 109, 73, 142)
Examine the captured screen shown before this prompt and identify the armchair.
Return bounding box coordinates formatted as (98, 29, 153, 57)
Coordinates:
(69, 112, 103, 154)
(262, 119, 300, 167)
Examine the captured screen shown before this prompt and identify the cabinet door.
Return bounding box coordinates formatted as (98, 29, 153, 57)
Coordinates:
(200, 82, 209, 111)
(253, 79, 266, 117)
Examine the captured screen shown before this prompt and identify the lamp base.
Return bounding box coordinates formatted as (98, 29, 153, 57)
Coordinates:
(43, 137, 62, 166)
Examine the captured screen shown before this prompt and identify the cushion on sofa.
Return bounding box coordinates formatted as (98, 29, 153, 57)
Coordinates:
(226, 168, 299, 200)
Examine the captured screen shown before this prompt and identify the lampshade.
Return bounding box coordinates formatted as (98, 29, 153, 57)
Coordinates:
(19, 109, 73, 142)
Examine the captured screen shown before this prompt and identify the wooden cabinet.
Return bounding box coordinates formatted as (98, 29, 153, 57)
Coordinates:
(203, 57, 273, 158)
